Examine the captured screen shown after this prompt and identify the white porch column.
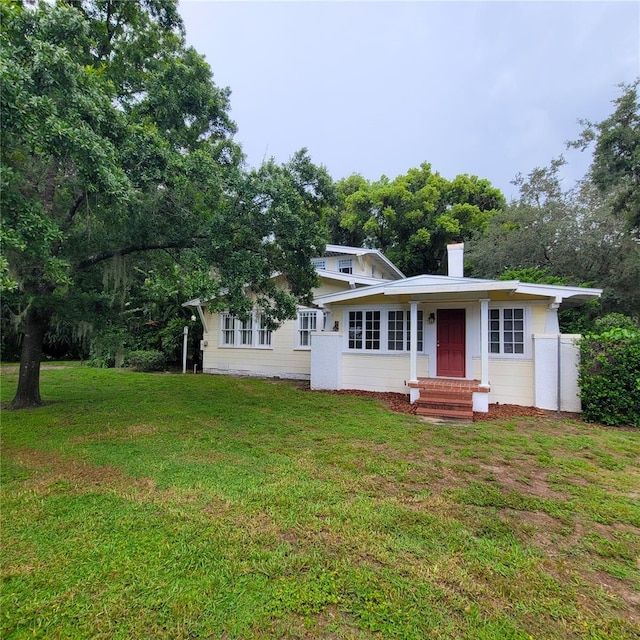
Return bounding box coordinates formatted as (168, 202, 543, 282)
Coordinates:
(409, 301, 418, 382)
(479, 298, 489, 387)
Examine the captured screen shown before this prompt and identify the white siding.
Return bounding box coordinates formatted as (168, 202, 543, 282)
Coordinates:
(315, 281, 351, 296)
(468, 301, 546, 407)
(473, 357, 534, 406)
(202, 313, 311, 379)
(530, 303, 549, 334)
(341, 354, 429, 394)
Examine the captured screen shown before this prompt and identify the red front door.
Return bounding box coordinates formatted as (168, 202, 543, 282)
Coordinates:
(437, 309, 465, 377)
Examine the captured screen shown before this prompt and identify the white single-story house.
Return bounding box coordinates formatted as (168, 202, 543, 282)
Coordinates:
(184, 244, 601, 419)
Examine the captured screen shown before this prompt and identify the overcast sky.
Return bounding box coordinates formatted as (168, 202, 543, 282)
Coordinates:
(178, 1, 639, 200)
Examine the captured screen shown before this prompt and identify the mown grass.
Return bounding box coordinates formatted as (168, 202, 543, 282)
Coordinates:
(1, 364, 639, 639)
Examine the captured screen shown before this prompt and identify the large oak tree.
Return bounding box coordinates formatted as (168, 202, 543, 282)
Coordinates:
(1, 0, 329, 408)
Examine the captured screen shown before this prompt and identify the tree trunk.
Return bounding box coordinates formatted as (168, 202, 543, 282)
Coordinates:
(9, 308, 48, 409)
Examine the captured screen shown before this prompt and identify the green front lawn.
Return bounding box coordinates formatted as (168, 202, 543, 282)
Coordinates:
(2, 365, 639, 639)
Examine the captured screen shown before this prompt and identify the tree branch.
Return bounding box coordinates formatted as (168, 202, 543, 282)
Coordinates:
(63, 193, 87, 231)
(77, 238, 205, 271)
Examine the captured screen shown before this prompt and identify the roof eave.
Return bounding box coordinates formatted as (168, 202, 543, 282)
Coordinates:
(314, 278, 603, 306)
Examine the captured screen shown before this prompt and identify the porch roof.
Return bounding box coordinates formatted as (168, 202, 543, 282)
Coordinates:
(181, 269, 395, 310)
(313, 274, 602, 306)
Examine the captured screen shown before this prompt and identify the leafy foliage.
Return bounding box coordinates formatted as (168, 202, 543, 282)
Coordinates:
(126, 349, 166, 372)
(467, 158, 640, 320)
(579, 316, 640, 427)
(569, 80, 640, 234)
(497, 267, 567, 285)
(1, 0, 330, 406)
(331, 164, 505, 276)
(87, 324, 131, 368)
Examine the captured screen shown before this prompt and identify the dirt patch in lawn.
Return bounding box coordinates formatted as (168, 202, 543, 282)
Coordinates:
(478, 462, 568, 499)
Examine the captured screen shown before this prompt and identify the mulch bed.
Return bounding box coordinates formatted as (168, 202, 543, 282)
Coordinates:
(316, 389, 578, 422)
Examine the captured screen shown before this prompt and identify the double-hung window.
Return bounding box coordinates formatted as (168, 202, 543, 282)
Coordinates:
(257, 315, 272, 346)
(387, 310, 405, 350)
(239, 316, 253, 346)
(489, 308, 525, 354)
(219, 312, 272, 348)
(297, 310, 316, 347)
(311, 259, 326, 270)
(221, 313, 236, 346)
(338, 258, 353, 274)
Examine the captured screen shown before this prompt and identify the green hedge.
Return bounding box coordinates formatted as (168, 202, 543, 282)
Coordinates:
(579, 321, 640, 427)
(126, 350, 166, 373)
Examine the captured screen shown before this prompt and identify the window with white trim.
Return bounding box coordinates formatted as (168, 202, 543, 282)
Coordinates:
(311, 259, 326, 270)
(489, 307, 525, 354)
(387, 310, 404, 350)
(219, 312, 272, 348)
(239, 316, 253, 346)
(296, 310, 326, 348)
(347, 308, 424, 353)
(349, 310, 380, 350)
(257, 315, 272, 346)
(338, 258, 353, 274)
(297, 310, 316, 347)
(387, 310, 424, 351)
(221, 313, 236, 345)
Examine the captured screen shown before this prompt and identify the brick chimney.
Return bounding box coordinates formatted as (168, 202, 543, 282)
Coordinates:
(447, 243, 464, 277)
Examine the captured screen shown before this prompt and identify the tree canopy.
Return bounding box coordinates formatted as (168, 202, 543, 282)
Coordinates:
(467, 82, 640, 325)
(329, 163, 505, 276)
(1, 0, 330, 407)
(569, 79, 640, 234)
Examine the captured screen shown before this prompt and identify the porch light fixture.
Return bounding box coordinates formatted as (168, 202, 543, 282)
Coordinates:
(428, 313, 436, 324)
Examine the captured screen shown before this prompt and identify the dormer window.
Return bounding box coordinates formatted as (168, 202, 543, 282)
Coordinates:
(338, 258, 353, 274)
(311, 259, 326, 270)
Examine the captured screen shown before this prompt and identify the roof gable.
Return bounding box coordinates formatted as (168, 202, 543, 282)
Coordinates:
(319, 245, 405, 280)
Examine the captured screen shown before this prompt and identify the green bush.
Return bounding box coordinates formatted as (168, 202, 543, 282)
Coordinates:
(86, 355, 112, 369)
(126, 350, 166, 373)
(88, 326, 130, 368)
(579, 317, 640, 427)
